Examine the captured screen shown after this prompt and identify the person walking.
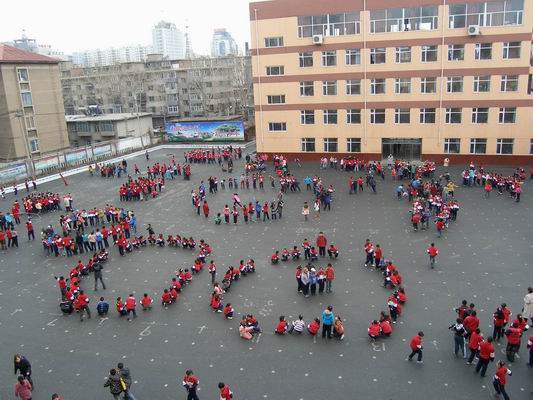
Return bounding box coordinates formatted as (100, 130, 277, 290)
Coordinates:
(218, 382, 233, 400)
(427, 243, 438, 269)
(118, 363, 134, 400)
(321, 305, 334, 339)
(474, 337, 495, 377)
(523, 287, 533, 325)
(14, 375, 32, 400)
(93, 261, 106, 291)
(14, 355, 33, 388)
(448, 318, 467, 358)
(125, 294, 137, 321)
(407, 331, 424, 363)
(104, 369, 123, 400)
(493, 361, 512, 400)
(182, 370, 200, 400)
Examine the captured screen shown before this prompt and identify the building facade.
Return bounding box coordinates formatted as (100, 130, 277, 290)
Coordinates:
(0, 44, 69, 161)
(211, 28, 239, 57)
(70, 45, 152, 67)
(250, 0, 533, 163)
(60, 55, 253, 128)
(66, 113, 152, 146)
(152, 21, 186, 60)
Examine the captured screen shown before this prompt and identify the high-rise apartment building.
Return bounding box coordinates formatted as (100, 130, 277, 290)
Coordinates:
(250, 0, 533, 163)
(152, 21, 186, 60)
(211, 28, 239, 57)
(70, 45, 152, 67)
(0, 44, 69, 161)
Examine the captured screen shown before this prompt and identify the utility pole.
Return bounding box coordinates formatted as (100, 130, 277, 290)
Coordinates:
(15, 109, 35, 178)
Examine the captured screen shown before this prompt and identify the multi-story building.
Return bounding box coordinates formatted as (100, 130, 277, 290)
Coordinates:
(250, 0, 533, 163)
(70, 45, 152, 67)
(66, 113, 153, 146)
(211, 28, 239, 57)
(0, 44, 69, 161)
(152, 21, 186, 60)
(60, 55, 253, 128)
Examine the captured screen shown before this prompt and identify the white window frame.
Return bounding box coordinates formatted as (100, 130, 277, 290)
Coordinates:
(473, 76, 491, 92)
(448, 44, 465, 61)
(322, 80, 337, 96)
(299, 52, 314, 68)
(299, 81, 314, 97)
(346, 138, 362, 153)
(395, 46, 412, 63)
(420, 77, 437, 93)
(29, 138, 39, 153)
(445, 108, 462, 124)
(421, 45, 438, 62)
(323, 138, 338, 152)
(500, 75, 519, 92)
(321, 50, 337, 66)
(498, 107, 516, 123)
(345, 49, 361, 65)
(470, 138, 487, 154)
(471, 107, 489, 124)
(474, 43, 492, 60)
(370, 48, 386, 64)
(268, 122, 287, 132)
(420, 108, 436, 124)
(323, 109, 338, 124)
(394, 108, 410, 124)
(496, 138, 514, 154)
(266, 66, 285, 76)
(267, 95, 286, 104)
(264, 37, 284, 48)
(447, 76, 464, 93)
(370, 78, 386, 95)
(346, 79, 361, 95)
(444, 138, 461, 154)
(370, 109, 386, 124)
(346, 109, 361, 124)
(503, 41, 521, 59)
(301, 138, 316, 152)
(300, 110, 315, 125)
(395, 78, 411, 94)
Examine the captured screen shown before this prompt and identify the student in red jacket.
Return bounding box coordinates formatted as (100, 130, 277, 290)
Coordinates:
(325, 264, 335, 293)
(141, 293, 153, 310)
(368, 320, 381, 341)
(125, 294, 137, 321)
(161, 289, 172, 307)
(492, 361, 512, 400)
(275, 316, 288, 334)
(407, 331, 424, 363)
(308, 318, 320, 336)
(474, 337, 495, 377)
(466, 328, 484, 364)
(427, 243, 438, 268)
(316, 232, 327, 257)
(527, 335, 533, 367)
(505, 322, 522, 362)
(463, 311, 480, 338)
(75, 290, 91, 321)
(218, 382, 233, 400)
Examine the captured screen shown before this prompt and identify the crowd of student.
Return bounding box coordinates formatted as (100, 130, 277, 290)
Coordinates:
(184, 147, 241, 164)
(460, 163, 526, 202)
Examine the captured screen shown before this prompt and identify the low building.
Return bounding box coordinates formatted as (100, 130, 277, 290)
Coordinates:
(66, 113, 152, 146)
(0, 44, 69, 161)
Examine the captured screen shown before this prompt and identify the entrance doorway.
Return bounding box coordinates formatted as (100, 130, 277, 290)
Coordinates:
(382, 138, 422, 160)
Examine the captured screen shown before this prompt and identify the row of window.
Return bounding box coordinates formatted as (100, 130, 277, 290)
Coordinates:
(284, 42, 522, 70)
(281, 75, 521, 98)
(285, 1, 525, 41)
(299, 137, 521, 155)
(268, 107, 518, 128)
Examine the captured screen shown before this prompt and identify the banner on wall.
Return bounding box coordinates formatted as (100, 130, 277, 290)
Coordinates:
(34, 154, 60, 173)
(0, 162, 28, 184)
(165, 120, 245, 142)
(65, 148, 88, 164)
(93, 143, 113, 157)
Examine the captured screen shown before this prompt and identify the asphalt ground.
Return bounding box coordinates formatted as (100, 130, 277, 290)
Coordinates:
(0, 150, 532, 400)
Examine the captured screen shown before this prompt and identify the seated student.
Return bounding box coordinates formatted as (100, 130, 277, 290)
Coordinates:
(96, 297, 109, 316)
(97, 249, 108, 262)
(214, 213, 222, 225)
(291, 246, 301, 261)
(239, 322, 254, 340)
(175, 235, 182, 247)
(289, 315, 305, 334)
(138, 235, 147, 246)
(141, 293, 153, 310)
(169, 287, 179, 302)
(161, 289, 172, 307)
(223, 303, 234, 319)
(210, 293, 223, 312)
(171, 277, 182, 293)
(368, 320, 382, 340)
(333, 316, 345, 340)
(116, 297, 127, 317)
(156, 234, 165, 247)
(231, 266, 241, 280)
(383, 270, 400, 288)
(131, 237, 140, 249)
(167, 235, 176, 246)
(309, 247, 318, 262)
(396, 287, 408, 304)
(246, 314, 261, 333)
(183, 269, 192, 283)
(192, 258, 204, 274)
(380, 319, 393, 337)
(327, 244, 339, 259)
(281, 248, 290, 262)
(275, 316, 288, 335)
(221, 278, 231, 293)
(271, 251, 280, 264)
(147, 234, 156, 245)
(125, 241, 132, 253)
(307, 318, 320, 336)
(188, 237, 196, 249)
(246, 259, 256, 273)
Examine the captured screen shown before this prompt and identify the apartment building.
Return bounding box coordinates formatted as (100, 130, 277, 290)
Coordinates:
(0, 44, 69, 161)
(250, 0, 533, 163)
(60, 55, 253, 128)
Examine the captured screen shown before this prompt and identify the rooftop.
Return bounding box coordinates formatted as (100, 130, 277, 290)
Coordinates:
(0, 44, 59, 64)
(65, 113, 152, 122)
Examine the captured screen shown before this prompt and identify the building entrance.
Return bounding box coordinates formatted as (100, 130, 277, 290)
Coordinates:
(382, 138, 422, 161)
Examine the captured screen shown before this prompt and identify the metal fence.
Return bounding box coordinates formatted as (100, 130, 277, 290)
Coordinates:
(0, 135, 153, 185)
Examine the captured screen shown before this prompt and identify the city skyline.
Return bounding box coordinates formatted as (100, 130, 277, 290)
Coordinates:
(0, 0, 252, 56)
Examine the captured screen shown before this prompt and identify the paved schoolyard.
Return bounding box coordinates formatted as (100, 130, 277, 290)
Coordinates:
(0, 150, 532, 400)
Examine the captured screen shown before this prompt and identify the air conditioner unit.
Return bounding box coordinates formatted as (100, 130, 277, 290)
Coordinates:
(312, 34, 324, 45)
(467, 25, 480, 36)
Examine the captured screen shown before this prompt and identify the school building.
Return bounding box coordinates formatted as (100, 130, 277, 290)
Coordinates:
(249, 0, 533, 164)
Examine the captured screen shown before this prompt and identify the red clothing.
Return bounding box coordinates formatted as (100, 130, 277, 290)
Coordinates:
(374, 248, 383, 259)
(161, 292, 171, 303)
(308, 321, 320, 335)
(410, 335, 423, 350)
(495, 366, 510, 385)
(368, 323, 381, 337)
(325, 266, 335, 280)
(275, 320, 287, 334)
(506, 327, 521, 345)
(468, 332, 483, 350)
(219, 385, 232, 400)
(478, 340, 495, 360)
(427, 246, 438, 257)
(463, 315, 479, 333)
(316, 234, 327, 247)
(380, 320, 393, 335)
(125, 296, 136, 311)
(141, 296, 153, 307)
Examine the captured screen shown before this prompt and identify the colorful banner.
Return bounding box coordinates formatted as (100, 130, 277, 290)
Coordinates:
(165, 120, 245, 142)
(34, 154, 60, 173)
(93, 144, 113, 157)
(65, 148, 88, 164)
(0, 162, 28, 184)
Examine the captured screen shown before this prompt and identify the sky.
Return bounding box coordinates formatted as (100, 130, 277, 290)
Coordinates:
(0, 0, 253, 55)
